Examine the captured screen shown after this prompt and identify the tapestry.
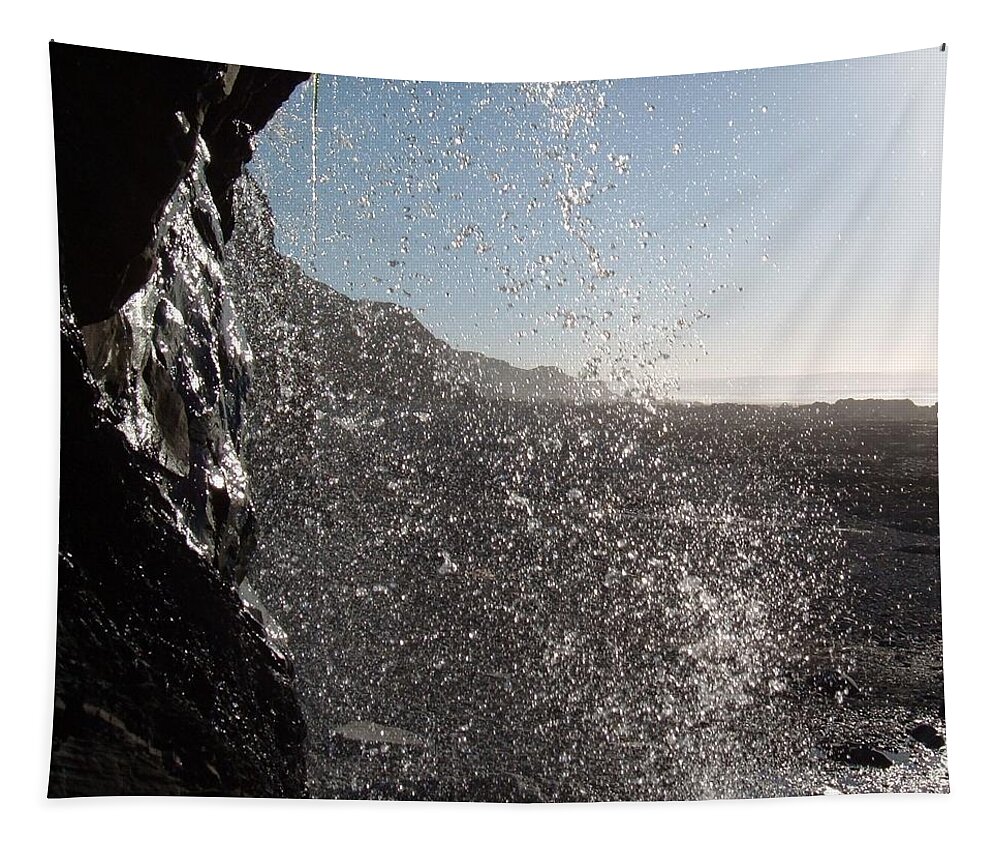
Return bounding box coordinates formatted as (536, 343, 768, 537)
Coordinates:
(49, 41, 947, 800)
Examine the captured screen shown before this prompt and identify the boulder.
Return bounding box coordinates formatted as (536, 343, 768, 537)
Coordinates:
(908, 722, 946, 750)
(828, 744, 895, 769)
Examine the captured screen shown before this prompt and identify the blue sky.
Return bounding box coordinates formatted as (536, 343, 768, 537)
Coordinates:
(251, 47, 945, 402)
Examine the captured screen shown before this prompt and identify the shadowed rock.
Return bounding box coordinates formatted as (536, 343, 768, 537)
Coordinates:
(50, 42, 308, 324)
(50, 43, 309, 797)
(828, 744, 895, 769)
(908, 722, 945, 750)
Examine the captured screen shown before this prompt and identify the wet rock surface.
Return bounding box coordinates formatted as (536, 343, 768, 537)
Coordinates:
(909, 722, 946, 750)
(52, 316, 305, 796)
(50, 43, 308, 797)
(827, 744, 896, 770)
(50, 43, 308, 325)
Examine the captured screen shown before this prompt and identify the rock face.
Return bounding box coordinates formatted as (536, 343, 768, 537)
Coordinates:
(50, 44, 308, 326)
(78, 137, 257, 583)
(49, 43, 309, 796)
(909, 722, 946, 750)
(827, 744, 895, 770)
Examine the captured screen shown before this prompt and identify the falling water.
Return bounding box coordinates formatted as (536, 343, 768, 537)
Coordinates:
(310, 71, 319, 272)
(229, 73, 947, 800)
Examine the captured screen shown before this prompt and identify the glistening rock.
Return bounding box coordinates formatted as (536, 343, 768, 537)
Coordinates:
(49, 42, 309, 797)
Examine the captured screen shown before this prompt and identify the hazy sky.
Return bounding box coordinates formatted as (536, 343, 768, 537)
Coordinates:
(252, 47, 945, 402)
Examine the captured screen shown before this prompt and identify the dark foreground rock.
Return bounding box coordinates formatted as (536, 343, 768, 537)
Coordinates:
(49, 43, 309, 796)
(909, 722, 946, 750)
(827, 744, 896, 770)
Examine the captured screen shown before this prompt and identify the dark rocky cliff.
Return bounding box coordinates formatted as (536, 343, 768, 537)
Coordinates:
(226, 175, 609, 404)
(49, 42, 309, 796)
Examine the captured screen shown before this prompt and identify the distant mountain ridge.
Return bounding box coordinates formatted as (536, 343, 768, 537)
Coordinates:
(805, 398, 938, 422)
(225, 176, 607, 404)
(665, 398, 937, 420)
